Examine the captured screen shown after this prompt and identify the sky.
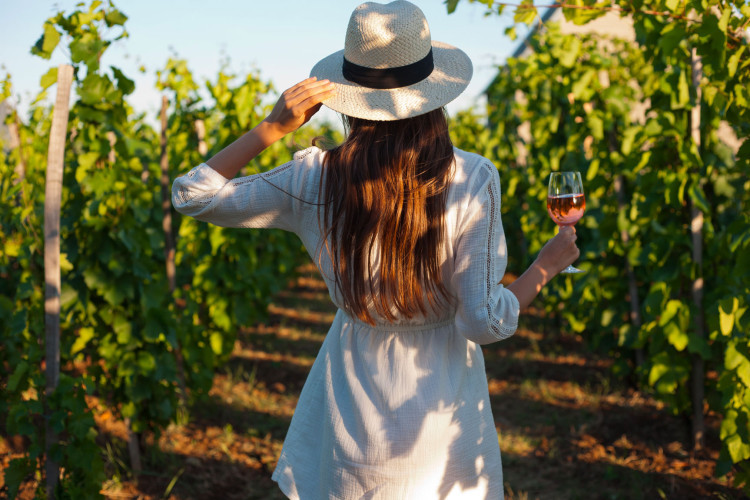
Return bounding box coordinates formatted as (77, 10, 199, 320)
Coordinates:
(1, 0, 526, 127)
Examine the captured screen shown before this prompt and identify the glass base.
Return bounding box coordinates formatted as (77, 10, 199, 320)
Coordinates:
(561, 265, 584, 274)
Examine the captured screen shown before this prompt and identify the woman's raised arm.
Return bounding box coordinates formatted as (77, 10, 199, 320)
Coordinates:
(206, 77, 335, 180)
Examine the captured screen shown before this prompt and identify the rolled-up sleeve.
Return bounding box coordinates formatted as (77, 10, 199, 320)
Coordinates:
(451, 162, 520, 345)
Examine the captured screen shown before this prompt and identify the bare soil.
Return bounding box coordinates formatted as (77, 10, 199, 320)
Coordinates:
(2, 265, 746, 499)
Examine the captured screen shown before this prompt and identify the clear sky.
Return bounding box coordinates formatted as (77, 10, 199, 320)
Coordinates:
(1, 0, 525, 126)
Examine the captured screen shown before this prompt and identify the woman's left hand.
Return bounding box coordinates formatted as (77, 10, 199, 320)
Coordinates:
(263, 77, 336, 137)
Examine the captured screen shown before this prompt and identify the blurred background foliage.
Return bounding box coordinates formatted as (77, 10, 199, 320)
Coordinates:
(1, 0, 748, 496)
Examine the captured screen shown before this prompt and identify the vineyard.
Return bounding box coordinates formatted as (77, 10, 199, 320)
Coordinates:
(1, 0, 749, 498)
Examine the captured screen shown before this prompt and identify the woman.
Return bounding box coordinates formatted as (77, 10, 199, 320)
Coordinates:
(172, 1, 579, 498)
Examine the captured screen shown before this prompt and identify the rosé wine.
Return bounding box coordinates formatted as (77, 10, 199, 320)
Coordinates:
(546, 193, 585, 226)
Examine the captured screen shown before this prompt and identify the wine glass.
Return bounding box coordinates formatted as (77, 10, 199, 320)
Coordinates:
(547, 171, 585, 274)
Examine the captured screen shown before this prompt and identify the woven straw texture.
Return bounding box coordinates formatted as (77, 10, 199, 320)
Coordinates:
(310, 1, 473, 121)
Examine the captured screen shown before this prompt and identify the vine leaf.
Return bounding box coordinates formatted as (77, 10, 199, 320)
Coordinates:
(31, 22, 61, 59)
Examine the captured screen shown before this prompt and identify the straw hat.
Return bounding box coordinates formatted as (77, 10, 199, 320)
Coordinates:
(310, 0, 473, 121)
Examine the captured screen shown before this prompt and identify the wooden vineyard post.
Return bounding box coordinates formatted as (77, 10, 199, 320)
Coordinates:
(599, 75, 646, 370)
(43, 63, 74, 500)
(125, 417, 142, 478)
(195, 118, 208, 157)
(689, 45, 705, 451)
(10, 113, 26, 186)
(159, 96, 188, 406)
(107, 130, 116, 164)
(613, 173, 645, 368)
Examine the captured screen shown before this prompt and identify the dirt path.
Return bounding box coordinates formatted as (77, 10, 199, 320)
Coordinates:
(71, 266, 748, 498)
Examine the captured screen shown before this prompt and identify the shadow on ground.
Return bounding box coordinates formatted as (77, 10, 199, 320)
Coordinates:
(84, 266, 745, 499)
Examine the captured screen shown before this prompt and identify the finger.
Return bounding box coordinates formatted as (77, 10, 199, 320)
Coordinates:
(292, 84, 335, 105)
(295, 89, 336, 115)
(279, 78, 318, 101)
(285, 78, 329, 99)
(291, 77, 317, 89)
(286, 79, 335, 103)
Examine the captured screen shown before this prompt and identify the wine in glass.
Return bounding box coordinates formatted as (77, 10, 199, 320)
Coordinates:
(547, 171, 585, 274)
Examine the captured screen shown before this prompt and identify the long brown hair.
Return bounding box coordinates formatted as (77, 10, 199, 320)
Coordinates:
(319, 108, 454, 325)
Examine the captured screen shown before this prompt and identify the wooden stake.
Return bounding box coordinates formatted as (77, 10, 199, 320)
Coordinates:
(195, 119, 207, 157)
(107, 130, 116, 164)
(43, 63, 74, 500)
(160, 95, 188, 407)
(689, 45, 705, 451)
(9, 114, 26, 185)
(125, 418, 142, 478)
(613, 174, 645, 368)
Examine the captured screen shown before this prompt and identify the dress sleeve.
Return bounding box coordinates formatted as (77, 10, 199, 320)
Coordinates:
(450, 161, 520, 345)
(171, 148, 320, 232)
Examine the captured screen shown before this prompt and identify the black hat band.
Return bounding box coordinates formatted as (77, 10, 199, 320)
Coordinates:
(342, 48, 434, 89)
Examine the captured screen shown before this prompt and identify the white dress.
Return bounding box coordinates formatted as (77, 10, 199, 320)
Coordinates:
(172, 146, 520, 500)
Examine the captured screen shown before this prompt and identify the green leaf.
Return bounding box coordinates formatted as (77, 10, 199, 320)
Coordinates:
(621, 127, 639, 156)
(210, 332, 223, 355)
(586, 159, 599, 181)
(725, 433, 750, 463)
(77, 73, 115, 105)
(559, 37, 581, 68)
(137, 352, 156, 374)
(563, 1, 609, 24)
(738, 359, 750, 387)
(104, 9, 128, 27)
(587, 114, 604, 140)
(70, 32, 106, 66)
(7, 361, 29, 392)
(728, 46, 745, 78)
(720, 409, 738, 440)
(649, 357, 670, 386)
(719, 298, 738, 336)
(121, 401, 136, 418)
(445, 0, 460, 14)
(114, 315, 132, 344)
(31, 22, 61, 59)
(665, 321, 688, 351)
(5, 458, 34, 500)
(11, 309, 27, 336)
(40, 67, 58, 90)
(658, 24, 686, 57)
(725, 341, 748, 371)
(111, 66, 135, 95)
(513, 1, 537, 25)
(688, 182, 710, 213)
(677, 69, 690, 108)
(718, 7, 731, 35)
(571, 68, 596, 100)
(659, 299, 682, 326)
(71, 327, 95, 355)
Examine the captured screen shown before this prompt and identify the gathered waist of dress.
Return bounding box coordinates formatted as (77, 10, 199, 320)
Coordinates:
(338, 309, 456, 333)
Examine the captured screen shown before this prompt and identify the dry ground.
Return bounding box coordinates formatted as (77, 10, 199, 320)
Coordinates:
(2, 265, 746, 499)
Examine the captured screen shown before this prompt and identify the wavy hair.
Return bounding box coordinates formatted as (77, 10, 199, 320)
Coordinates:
(319, 108, 454, 325)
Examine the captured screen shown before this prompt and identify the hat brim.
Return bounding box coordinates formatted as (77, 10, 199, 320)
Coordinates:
(310, 41, 473, 121)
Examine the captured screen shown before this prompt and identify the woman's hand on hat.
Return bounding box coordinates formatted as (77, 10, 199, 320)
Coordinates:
(263, 77, 336, 138)
(202, 78, 334, 180)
